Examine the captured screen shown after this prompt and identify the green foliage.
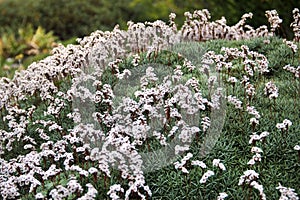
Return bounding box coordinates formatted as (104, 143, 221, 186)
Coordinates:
(0, 0, 132, 40)
(0, 0, 298, 40)
(0, 25, 58, 78)
(129, 0, 179, 22)
(0, 25, 56, 58)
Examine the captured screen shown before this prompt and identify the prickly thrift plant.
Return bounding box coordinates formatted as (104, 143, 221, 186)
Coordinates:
(0, 8, 300, 200)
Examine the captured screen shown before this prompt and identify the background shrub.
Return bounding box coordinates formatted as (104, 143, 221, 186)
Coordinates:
(0, 25, 57, 78)
(0, 0, 131, 40)
(0, 0, 298, 40)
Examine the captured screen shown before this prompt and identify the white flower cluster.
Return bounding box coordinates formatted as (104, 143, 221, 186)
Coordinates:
(219, 45, 270, 111)
(180, 9, 279, 41)
(246, 106, 261, 119)
(249, 132, 269, 145)
(265, 10, 283, 36)
(201, 116, 211, 133)
(199, 170, 215, 184)
(276, 183, 299, 200)
(78, 184, 98, 200)
(250, 117, 259, 128)
(107, 184, 124, 200)
(243, 117, 271, 199)
(174, 153, 227, 185)
(227, 95, 242, 110)
(251, 181, 266, 200)
(264, 81, 279, 99)
(174, 152, 193, 174)
(191, 160, 207, 169)
(227, 76, 238, 84)
(284, 64, 300, 79)
(248, 107, 269, 168)
(276, 119, 292, 132)
(204, 45, 270, 126)
(294, 145, 300, 160)
(217, 192, 228, 200)
(291, 8, 300, 42)
(245, 82, 256, 99)
(212, 159, 226, 171)
(283, 39, 298, 53)
(247, 146, 263, 166)
(240, 45, 270, 76)
(238, 169, 259, 185)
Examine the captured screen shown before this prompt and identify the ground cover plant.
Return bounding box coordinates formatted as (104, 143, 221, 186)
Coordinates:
(0, 8, 299, 200)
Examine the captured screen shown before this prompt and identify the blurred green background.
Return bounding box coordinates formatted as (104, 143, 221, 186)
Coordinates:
(0, 0, 298, 40)
(0, 0, 299, 77)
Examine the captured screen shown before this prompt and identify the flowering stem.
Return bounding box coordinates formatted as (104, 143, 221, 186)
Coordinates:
(147, 140, 151, 151)
(269, 99, 273, 119)
(251, 123, 256, 132)
(281, 129, 284, 138)
(293, 78, 297, 106)
(93, 173, 98, 183)
(104, 174, 107, 189)
(184, 174, 189, 198)
(233, 83, 235, 94)
(195, 132, 199, 142)
(43, 157, 47, 168)
(273, 98, 276, 117)
(73, 148, 79, 164)
(72, 189, 79, 198)
(248, 185, 252, 200)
